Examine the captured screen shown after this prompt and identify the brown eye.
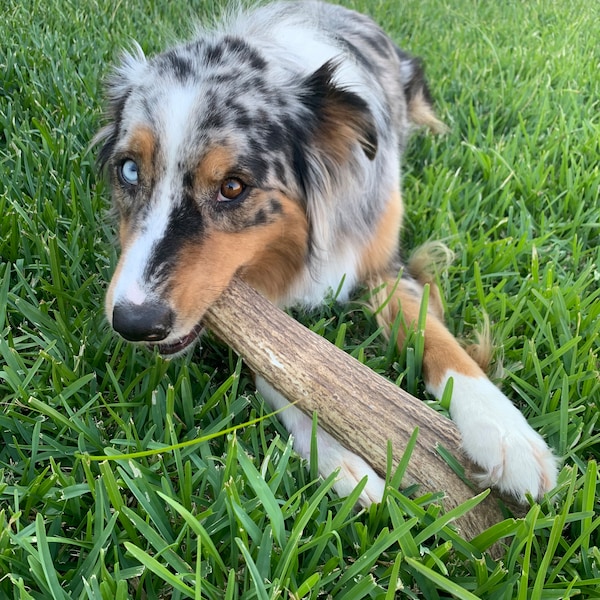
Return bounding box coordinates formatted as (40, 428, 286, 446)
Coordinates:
(218, 178, 246, 202)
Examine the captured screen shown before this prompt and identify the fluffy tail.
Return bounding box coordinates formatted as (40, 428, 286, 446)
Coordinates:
(397, 51, 448, 134)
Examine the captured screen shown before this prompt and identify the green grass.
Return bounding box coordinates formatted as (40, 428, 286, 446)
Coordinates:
(1, 0, 599, 598)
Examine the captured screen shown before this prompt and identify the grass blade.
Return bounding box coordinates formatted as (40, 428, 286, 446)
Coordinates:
(235, 538, 270, 600)
(158, 492, 227, 573)
(405, 557, 481, 600)
(125, 542, 196, 598)
(237, 443, 286, 546)
(34, 513, 70, 600)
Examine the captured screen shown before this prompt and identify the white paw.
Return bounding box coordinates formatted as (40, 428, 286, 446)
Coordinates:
(435, 371, 558, 501)
(313, 431, 386, 506)
(256, 376, 385, 506)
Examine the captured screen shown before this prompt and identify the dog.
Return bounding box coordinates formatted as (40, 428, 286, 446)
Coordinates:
(94, 0, 557, 505)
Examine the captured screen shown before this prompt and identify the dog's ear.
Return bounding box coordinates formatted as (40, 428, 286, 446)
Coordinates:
(92, 43, 148, 168)
(299, 60, 378, 161)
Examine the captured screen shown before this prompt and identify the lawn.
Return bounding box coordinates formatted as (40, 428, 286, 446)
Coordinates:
(1, 0, 599, 598)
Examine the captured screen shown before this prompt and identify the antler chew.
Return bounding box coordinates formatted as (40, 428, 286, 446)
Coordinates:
(204, 277, 513, 539)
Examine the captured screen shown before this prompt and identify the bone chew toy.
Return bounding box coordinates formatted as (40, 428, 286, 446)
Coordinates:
(204, 276, 512, 539)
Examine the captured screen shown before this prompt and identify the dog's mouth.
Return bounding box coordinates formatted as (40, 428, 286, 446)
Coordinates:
(150, 323, 205, 357)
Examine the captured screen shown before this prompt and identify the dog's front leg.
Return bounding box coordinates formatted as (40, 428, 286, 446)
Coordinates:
(381, 277, 559, 502)
(255, 375, 386, 506)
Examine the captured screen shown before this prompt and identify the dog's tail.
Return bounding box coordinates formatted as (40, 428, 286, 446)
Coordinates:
(396, 50, 448, 134)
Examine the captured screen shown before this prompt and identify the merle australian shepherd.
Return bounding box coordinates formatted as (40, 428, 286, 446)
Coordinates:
(94, 0, 557, 505)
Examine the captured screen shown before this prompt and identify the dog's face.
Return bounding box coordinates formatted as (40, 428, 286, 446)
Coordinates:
(96, 39, 377, 354)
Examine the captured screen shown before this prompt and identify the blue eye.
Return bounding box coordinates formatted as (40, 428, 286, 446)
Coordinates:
(119, 159, 139, 186)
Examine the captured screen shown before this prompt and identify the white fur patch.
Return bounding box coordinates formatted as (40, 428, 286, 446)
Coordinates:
(110, 85, 199, 310)
(110, 184, 172, 307)
(280, 241, 360, 308)
(428, 371, 558, 501)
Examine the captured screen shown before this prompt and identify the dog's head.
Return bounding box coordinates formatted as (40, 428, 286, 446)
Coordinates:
(95, 37, 377, 355)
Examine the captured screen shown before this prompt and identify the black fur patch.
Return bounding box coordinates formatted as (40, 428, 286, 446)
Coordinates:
(395, 49, 435, 106)
(300, 61, 378, 160)
(144, 193, 205, 283)
(222, 36, 267, 71)
(158, 51, 194, 82)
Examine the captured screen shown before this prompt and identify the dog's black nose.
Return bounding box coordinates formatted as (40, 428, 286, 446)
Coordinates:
(112, 302, 174, 343)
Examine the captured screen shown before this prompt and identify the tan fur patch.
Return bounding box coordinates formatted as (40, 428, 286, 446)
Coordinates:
(128, 127, 156, 162)
(242, 196, 308, 299)
(195, 146, 235, 186)
(118, 217, 133, 249)
(359, 189, 403, 279)
(167, 193, 308, 329)
(370, 277, 483, 388)
(316, 98, 377, 162)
